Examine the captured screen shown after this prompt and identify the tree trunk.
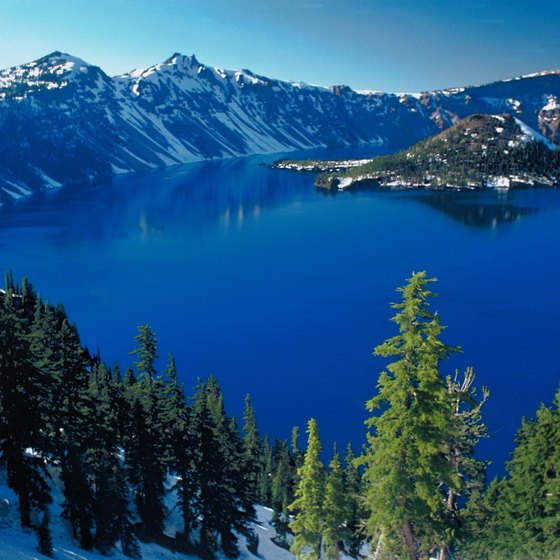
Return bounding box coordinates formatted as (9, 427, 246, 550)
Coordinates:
(402, 517, 418, 560)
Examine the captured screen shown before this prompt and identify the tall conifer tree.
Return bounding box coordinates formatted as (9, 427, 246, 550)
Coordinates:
(242, 394, 262, 503)
(0, 286, 52, 534)
(289, 418, 325, 560)
(362, 272, 460, 560)
(128, 324, 167, 540)
(323, 445, 351, 560)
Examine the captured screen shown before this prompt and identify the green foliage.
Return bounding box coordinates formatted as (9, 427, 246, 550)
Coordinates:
(343, 443, 365, 557)
(0, 283, 52, 534)
(0, 274, 262, 558)
(460, 388, 560, 560)
(271, 439, 295, 543)
(5, 269, 560, 560)
(323, 445, 351, 560)
(258, 434, 273, 505)
(190, 376, 256, 557)
(242, 394, 262, 504)
(290, 418, 325, 560)
(363, 271, 461, 560)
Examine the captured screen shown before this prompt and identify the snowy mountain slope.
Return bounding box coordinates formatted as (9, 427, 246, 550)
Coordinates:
(0, 51, 558, 204)
(0, 468, 297, 560)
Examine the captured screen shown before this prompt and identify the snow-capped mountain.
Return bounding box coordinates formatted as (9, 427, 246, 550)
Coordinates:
(0, 51, 558, 203)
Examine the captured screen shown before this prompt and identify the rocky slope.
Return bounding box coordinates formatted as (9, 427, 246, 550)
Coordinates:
(0, 51, 559, 203)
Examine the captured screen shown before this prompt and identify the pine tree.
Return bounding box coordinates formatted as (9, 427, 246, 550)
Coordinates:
(289, 418, 325, 560)
(56, 319, 96, 549)
(258, 434, 273, 505)
(463, 389, 560, 560)
(190, 377, 255, 557)
(323, 445, 351, 560)
(343, 443, 364, 557)
(131, 324, 158, 382)
(441, 368, 489, 559)
(270, 439, 295, 543)
(362, 272, 461, 560)
(88, 362, 139, 556)
(291, 426, 305, 469)
(242, 394, 262, 504)
(0, 286, 52, 532)
(162, 354, 194, 541)
(127, 325, 167, 540)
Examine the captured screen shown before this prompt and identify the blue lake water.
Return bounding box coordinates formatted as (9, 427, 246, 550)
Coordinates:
(1, 145, 560, 477)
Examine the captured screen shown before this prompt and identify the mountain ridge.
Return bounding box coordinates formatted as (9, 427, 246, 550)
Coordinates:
(0, 51, 559, 204)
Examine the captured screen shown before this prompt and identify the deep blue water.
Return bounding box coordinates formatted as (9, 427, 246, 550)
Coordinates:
(1, 146, 560, 477)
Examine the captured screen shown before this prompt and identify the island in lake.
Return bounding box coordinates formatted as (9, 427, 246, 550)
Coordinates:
(274, 114, 560, 190)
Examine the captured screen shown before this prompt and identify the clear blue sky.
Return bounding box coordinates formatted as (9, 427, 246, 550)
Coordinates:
(2, 0, 559, 92)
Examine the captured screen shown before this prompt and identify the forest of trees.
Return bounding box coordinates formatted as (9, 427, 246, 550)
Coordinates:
(0, 271, 558, 560)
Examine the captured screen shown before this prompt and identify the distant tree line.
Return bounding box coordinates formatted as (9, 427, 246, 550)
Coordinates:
(0, 271, 558, 560)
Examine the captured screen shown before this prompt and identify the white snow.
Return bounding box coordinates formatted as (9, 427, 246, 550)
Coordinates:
(486, 176, 511, 188)
(542, 95, 559, 111)
(514, 117, 557, 150)
(0, 469, 310, 560)
(337, 177, 353, 190)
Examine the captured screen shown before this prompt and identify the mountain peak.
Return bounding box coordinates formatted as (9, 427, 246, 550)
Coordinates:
(35, 51, 92, 69)
(163, 52, 199, 66)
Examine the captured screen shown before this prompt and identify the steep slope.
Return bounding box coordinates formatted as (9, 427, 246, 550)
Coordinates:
(0, 51, 559, 203)
(279, 114, 560, 189)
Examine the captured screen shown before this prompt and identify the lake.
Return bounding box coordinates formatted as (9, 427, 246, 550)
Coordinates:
(1, 145, 559, 477)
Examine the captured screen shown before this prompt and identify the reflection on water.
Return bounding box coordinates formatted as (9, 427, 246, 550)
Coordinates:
(412, 191, 539, 229)
(318, 184, 546, 229)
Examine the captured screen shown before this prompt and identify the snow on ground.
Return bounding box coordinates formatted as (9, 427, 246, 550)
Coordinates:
(0, 471, 300, 560)
(486, 176, 511, 188)
(337, 177, 354, 190)
(514, 117, 557, 150)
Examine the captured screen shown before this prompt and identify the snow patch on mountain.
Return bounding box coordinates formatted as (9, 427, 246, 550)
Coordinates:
(514, 117, 557, 149)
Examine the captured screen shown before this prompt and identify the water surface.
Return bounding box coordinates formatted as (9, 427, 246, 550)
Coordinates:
(1, 147, 559, 476)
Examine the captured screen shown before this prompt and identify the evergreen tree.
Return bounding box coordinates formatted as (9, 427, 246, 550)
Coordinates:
(343, 443, 364, 557)
(190, 377, 255, 557)
(242, 394, 262, 504)
(0, 286, 52, 532)
(289, 418, 325, 560)
(127, 325, 167, 540)
(323, 445, 351, 560)
(270, 439, 294, 543)
(162, 354, 194, 541)
(131, 324, 158, 382)
(442, 368, 489, 559)
(362, 272, 460, 560)
(462, 388, 560, 560)
(291, 426, 305, 469)
(55, 320, 96, 549)
(89, 362, 139, 556)
(258, 434, 273, 505)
